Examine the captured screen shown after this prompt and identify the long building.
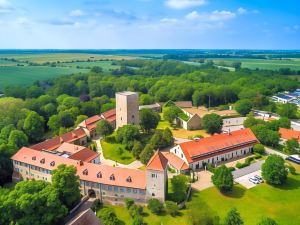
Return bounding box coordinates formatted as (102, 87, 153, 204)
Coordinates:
(170, 128, 259, 170)
(11, 146, 168, 205)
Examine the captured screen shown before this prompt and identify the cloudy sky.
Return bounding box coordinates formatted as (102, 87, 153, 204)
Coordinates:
(0, 0, 299, 49)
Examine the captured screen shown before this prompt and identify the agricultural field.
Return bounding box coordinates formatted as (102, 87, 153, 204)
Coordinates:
(0, 66, 88, 89)
(212, 58, 300, 70)
(59, 60, 120, 71)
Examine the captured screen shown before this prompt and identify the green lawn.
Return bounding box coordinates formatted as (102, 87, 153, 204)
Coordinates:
(98, 162, 300, 225)
(100, 137, 135, 165)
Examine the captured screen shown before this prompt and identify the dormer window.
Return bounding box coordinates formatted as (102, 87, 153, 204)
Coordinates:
(97, 172, 102, 178)
(110, 174, 115, 180)
(40, 158, 45, 164)
(126, 176, 132, 182)
(83, 169, 88, 175)
(50, 161, 55, 166)
(32, 156, 36, 160)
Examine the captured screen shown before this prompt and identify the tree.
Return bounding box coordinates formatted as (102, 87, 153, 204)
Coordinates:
(139, 94, 155, 105)
(211, 165, 233, 192)
(202, 113, 223, 135)
(0, 124, 16, 140)
(8, 130, 28, 149)
(132, 215, 144, 225)
(0, 145, 13, 185)
(52, 164, 81, 210)
(192, 90, 201, 107)
(147, 199, 164, 215)
(96, 119, 114, 139)
(75, 115, 88, 126)
(257, 217, 278, 225)
(125, 198, 135, 209)
(162, 127, 174, 147)
(139, 144, 154, 164)
(224, 208, 244, 225)
(132, 141, 143, 159)
(253, 144, 265, 155)
(262, 155, 288, 185)
(251, 124, 280, 147)
(150, 130, 164, 149)
(235, 99, 253, 116)
(165, 201, 179, 216)
(243, 112, 265, 128)
(3, 180, 67, 225)
(115, 125, 140, 146)
(139, 108, 160, 132)
(97, 208, 119, 225)
(171, 174, 188, 203)
(276, 103, 297, 119)
(23, 111, 45, 142)
(163, 106, 181, 124)
(128, 204, 143, 218)
(283, 138, 299, 154)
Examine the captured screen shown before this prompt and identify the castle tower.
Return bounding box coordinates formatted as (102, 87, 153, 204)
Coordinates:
(146, 151, 168, 201)
(116, 91, 139, 129)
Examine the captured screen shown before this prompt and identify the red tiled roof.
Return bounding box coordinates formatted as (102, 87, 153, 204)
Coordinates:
(102, 108, 116, 119)
(69, 148, 99, 162)
(179, 128, 258, 163)
(174, 101, 192, 108)
(162, 152, 189, 171)
(147, 151, 168, 171)
(11, 147, 146, 189)
(31, 128, 87, 151)
(279, 128, 300, 141)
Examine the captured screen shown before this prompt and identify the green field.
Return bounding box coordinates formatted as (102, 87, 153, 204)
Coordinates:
(59, 61, 120, 71)
(100, 162, 300, 225)
(213, 58, 300, 70)
(0, 66, 88, 89)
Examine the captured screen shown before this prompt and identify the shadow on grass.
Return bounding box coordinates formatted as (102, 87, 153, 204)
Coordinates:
(105, 136, 117, 143)
(120, 156, 132, 160)
(268, 175, 300, 190)
(221, 185, 246, 199)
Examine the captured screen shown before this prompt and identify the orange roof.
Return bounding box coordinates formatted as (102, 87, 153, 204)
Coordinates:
(279, 128, 300, 141)
(102, 108, 116, 119)
(57, 143, 99, 162)
(147, 151, 168, 171)
(179, 128, 258, 163)
(162, 152, 189, 171)
(11, 147, 146, 189)
(31, 128, 87, 151)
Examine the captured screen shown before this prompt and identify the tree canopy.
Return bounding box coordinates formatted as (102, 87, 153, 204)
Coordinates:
(212, 165, 234, 192)
(202, 113, 223, 135)
(262, 155, 288, 185)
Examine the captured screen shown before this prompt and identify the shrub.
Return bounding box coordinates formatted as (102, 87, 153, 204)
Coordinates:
(129, 204, 143, 218)
(91, 199, 102, 212)
(286, 164, 296, 175)
(125, 198, 134, 209)
(207, 163, 215, 172)
(228, 167, 236, 172)
(132, 215, 144, 225)
(254, 153, 262, 159)
(253, 144, 266, 155)
(148, 199, 164, 215)
(165, 201, 179, 216)
(97, 208, 119, 225)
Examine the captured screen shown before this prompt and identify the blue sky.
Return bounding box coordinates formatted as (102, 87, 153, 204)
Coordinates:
(0, 0, 299, 49)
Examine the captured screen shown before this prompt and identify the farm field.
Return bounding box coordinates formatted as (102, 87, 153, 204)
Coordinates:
(0, 53, 135, 63)
(99, 162, 300, 225)
(212, 58, 300, 70)
(59, 60, 120, 71)
(0, 66, 88, 89)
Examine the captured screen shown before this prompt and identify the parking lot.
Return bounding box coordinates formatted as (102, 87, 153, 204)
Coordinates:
(235, 170, 263, 189)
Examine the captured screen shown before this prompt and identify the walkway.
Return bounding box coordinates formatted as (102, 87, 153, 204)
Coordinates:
(265, 147, 288, 159)
(94, 138, 143, 169)
(191, 170, 213, 191)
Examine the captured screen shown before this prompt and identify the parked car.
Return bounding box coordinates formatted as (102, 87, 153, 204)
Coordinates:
(249, 177, 260, 184)
(286, 156, 300, 165)
(254, 175, 264, 183)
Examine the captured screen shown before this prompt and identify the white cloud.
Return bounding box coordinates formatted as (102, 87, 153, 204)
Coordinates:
(0, 0, 13, 13)
(186, 10, 236, 21)
(70, 9, 84, 17)
(160, 18, 178, 23)
(165, 0, 206, 9)
(237, 7, 247, 15)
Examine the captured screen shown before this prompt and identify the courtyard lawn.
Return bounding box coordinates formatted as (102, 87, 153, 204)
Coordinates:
(98, 162, 300, 225)
(100, 138, 135, 165)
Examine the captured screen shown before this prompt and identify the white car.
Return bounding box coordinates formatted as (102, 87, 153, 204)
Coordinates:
(249, 177, 260, 184)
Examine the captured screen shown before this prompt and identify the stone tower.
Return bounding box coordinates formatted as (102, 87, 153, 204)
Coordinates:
(146, 151, 168, 201)
(116, 91, 139, 129)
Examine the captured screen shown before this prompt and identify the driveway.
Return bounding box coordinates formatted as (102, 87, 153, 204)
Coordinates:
(265, 147, 288, 159)
(232, 160, 264, 179)
(192, 170, 213, 191)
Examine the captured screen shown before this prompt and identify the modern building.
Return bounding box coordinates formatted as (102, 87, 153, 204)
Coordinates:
(169, 128, 259, 170)
(116, 91, 139, 128)
(271, 94, 296, 103)
(11, 146, 167, 205)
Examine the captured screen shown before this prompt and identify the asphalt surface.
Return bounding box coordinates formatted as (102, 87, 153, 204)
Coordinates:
(232, 160, 265, 179)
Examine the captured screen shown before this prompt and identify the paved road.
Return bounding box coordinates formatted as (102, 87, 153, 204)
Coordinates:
(232, 160, 265, 179)
(265, 147, 288, 159)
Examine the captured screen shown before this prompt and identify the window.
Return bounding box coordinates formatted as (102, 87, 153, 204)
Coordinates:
(132, 115, 134, 118)
(50, 161, 55, 167)
(152, 193, 155, 196)
(110, 174, 115, 180)
(114, 186, 118, 192)
(83, 169, 88, 175)
(126, 176, 132, 182)
(108, 186, 112, 191)
(97, 172, 102, 178)
(139, 190, 145, 195)
(151, 173, 157, 178)
(127, 188, 131, 193)
(120, 187, 124, 192)
(102, 184, 107, 190)
(133, 189, 137, 194)
(181, 154, 183, 158)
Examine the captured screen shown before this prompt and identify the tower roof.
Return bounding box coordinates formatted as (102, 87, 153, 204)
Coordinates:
(147, 150, 168, 171)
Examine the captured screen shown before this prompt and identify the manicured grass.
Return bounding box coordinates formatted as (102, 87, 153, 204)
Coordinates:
(100, 137, 135, 165)
(98, 162, 300, 225)
(0, 65, 88, 89)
